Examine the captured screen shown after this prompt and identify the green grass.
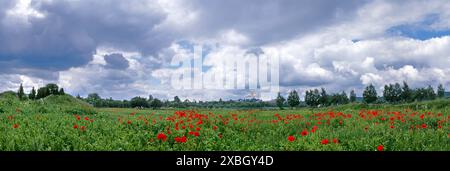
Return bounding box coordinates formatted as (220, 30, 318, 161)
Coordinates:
(0, 95, 449, 151)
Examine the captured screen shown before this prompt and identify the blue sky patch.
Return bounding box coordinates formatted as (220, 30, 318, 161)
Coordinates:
(387, 14, 450, 40)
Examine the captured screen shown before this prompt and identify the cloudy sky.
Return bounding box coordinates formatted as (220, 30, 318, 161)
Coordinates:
(1, 0, 449, 101)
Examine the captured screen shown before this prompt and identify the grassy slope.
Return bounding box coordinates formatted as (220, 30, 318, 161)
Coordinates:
(0, 93, 96, 115)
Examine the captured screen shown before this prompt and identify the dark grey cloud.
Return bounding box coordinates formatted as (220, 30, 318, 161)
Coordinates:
(104, 53, 129, 70)
(186, 0, 369, 45)
(0, 0, 368, 79)
(0, 0, 170, 78)
(35, 0, 172, 54)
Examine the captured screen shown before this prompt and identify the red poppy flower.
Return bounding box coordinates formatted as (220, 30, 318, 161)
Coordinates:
(301, 130, 308, 136)
(193, 132, 200, 137)
(377, 145, 383, 151)
(213, 126, 218, 131)
(80, 126, 86, 131)
(182, 125, 186, 129)
(76, 116, 80, 120)
(311, 125, 318, 133)
(84, 117, 89, 121)
(73, 124, 78, 129)
(438, 125, 442, 129)
(196, 119, 203, 125)
(321, 139, 329, 145)
(157, 133, 167, 142)
(333, 138, 338, 144)
(175, 136, 187, 143)
(13, 124, 19, 129)
(127, 120, 132, 124)
(196, 127, 201, 131)
(421, 124, 427, 129)
(218, 133, 223, 139)
(390, 125, 394, 129)
(288, 135, 295, 142)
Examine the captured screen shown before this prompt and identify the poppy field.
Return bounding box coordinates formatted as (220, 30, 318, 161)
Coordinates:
(1, 101, 449, 151)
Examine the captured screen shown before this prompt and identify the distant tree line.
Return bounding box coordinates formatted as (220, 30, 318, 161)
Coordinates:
(79, 94, 278, 109)
(10, 81, 447, 109)
(364, 82, 444, 104)
(16, 83, 65, 100)
(274, 82, 446, 109)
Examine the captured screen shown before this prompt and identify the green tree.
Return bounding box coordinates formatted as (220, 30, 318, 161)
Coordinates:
(36, 87, 48, 99)
(45, 83, 59, 95)
(275, 92, 285, 109)
(363, 84, 377, 103)
(305, 89, 321, 107)
(319, 87, 328, 106)
(148, 95, 154, 102)
(304, 90, 311, 106)
(413, 88, 426, 101)
(383, 84, 392, 103)
(173, 96, 182, 108)
(87, 93, 100, 100)
(425, 85, 436, 100)
(312, 89, 320, 107)
(122, 100, 131, 108)
(287, 90, 300, 109)
(437, 84, 445, 98)
(383, 83, 401, 103)
(150, 98, 163, 109)
(350, 89, 356, 102)
(341, 91, 349, 104)
(28, 87, 36, 100)
(392, 83, 402, 102)
(401, 81, 412, 102)
(130, 96, 148, 108)
(59, 88, 65, 95)
(17, 84, 25, 100)
(174, 96, 181, 103)
(87, 93, 101, 107)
